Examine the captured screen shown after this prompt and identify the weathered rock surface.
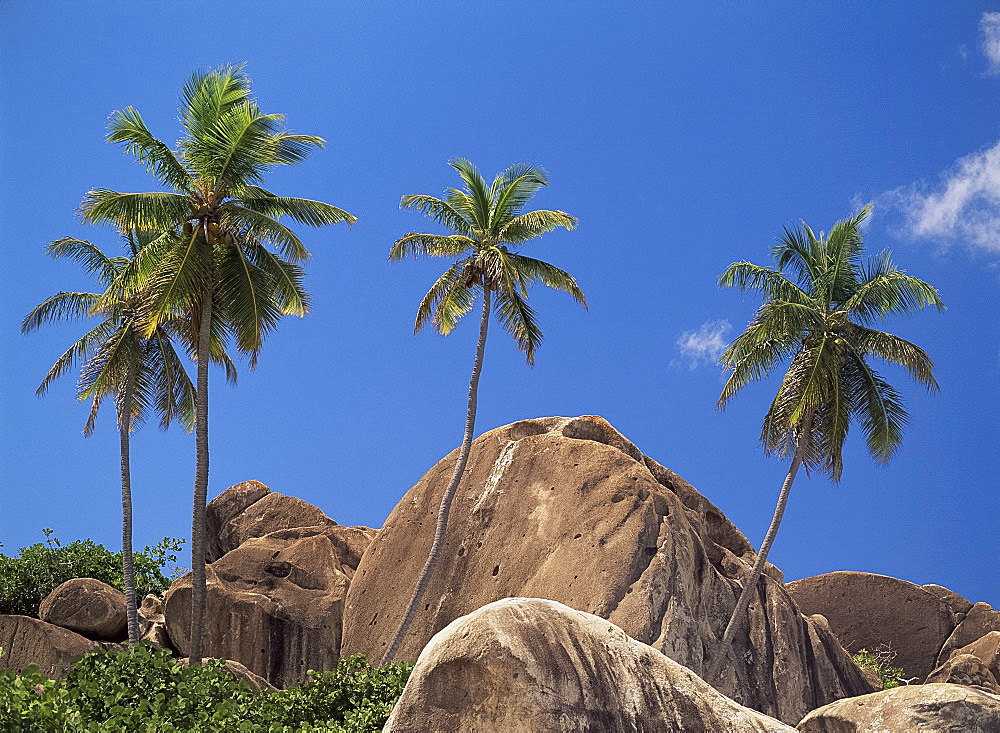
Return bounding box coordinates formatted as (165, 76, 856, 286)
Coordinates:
(207, 481, 337, 563)
(953, 631, 1000, 684)
(925, 653, 1000, 694)
(38, 578, 127, 642)
(206, 480, 272, 562)
(343, 416, 872, 724)
(164, 523, 375, 688)
(178, 657, 276, 692)
(937, 602, 1000, 668)
(785, 571, 960, 681)
(797, 683, 1000, 732)
(923, 583, 974, 615)
(384, 598, 794, 733)
(0, 615, 100, 679)
(138, 594, 172, 651)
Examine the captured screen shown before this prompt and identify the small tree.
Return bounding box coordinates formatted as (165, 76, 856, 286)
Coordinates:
(79, 65, 356, 659)
(22, 233, 195, 643)
(382, 159, 586, 663)
(706, 204, 943, 683)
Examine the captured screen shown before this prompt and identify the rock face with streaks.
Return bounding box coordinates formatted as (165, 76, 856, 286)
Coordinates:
(786, 572, 1000, 685)
(925, 653, 1000, 694)
(797, 683, 1000, 732)
(0, 615, 104, 679)
(205, 480, 337, 563)
(38, 578, 127, 642)
(164, 522, 375, 688)
(341, 416, 872, 724)
(384, 598, 795, 733)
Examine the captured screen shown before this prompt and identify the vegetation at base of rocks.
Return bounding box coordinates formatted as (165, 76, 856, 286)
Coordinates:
(0, 644, 413, 732)
(0, 531, 182, 617)
(852, 645, 906, 689)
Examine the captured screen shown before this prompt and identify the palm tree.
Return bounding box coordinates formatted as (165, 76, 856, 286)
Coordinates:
(704, 204, 944, 684)
(79, 64, 356, 660)
(382, 158, 586, 664)
(22, 232, 197, 644)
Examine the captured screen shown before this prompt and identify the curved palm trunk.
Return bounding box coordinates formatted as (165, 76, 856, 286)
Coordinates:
(119, 363, 140, 645)
(705, 413, 813, 685)
(382, 288, 491, 666)
(189, 290, 212, 663)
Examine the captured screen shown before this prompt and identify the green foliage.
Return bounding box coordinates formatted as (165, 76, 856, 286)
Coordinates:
(853, 646, 906, 689)
(0, 532, 182, 617)
(0, 644, 412, 732)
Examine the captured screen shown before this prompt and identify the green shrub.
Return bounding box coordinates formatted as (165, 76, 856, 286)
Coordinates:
(0, 644, 413, 732)
(0, 531, 183, 617)
(853, 645, 906, 689)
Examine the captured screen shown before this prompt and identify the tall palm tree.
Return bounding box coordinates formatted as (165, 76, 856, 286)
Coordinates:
(382, 158, 586, 664)
(79, 64, 356, 660)
(22, 231, 197, 644)
(704, 204, 944, 684)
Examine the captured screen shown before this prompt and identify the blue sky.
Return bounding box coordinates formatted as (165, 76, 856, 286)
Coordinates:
(1, 2, 997, 609)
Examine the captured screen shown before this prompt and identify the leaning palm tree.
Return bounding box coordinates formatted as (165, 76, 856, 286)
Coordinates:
(79, 64, 356, 660)
(704, 204, 944, 684)
(22, 231, 197, 644)
(382, 158, 586, 664)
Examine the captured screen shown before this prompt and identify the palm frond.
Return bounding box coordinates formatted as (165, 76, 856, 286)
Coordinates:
(224, 204, 310, 262)
(389, 233, 475, 261)
(717, 326, 797, 410)
(448, 158, 491, 231)
(843, 252, 945, 323)
(718, 261, 812, 304)
(506, 253, 586, 308)
(399, 194, 473, 236)
(414, 260, 471, 335)
(842, 324, 939, 391)
(490, 163, 548, 225)
(772, 225, 819, 292)
(497, 209, 578, 244)
(180, 64, 252, 144)
(107, 106, 192, 191)
(236, 188, 356, 227)
(244, 241, 309, 317)
(846, 355, 908, 465)
(35, 320, 116, 396)
(80, 190, 191, 232)
(21, 292, 101, 333)
(43, 238, 120, 284)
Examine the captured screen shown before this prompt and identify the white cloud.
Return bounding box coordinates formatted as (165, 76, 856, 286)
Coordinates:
(880, 138, 1000, 255)
(675, 320, 732, 370)
(981, 12, 1000, 74)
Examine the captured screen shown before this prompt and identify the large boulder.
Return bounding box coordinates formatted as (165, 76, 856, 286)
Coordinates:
(785, 571, 961, 681)
(38, 578, 127, 642)
(343, 416, 872, 724)
(925, 654, 1000, 694)
(937, 602, 1000, 668)
(952, 631, 1000, 683)
(164, 523, 375, 688)
(385, 598, 794, 732)
(206, 480, 272, 562)
(0, 615, 101, 679)
(206, 481, 337, 562)
(797, 683, 1000, 732)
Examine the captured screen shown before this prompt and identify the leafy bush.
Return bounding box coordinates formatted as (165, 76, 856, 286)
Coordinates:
(853, 645, 906, 689)
(0, 531, 182, 617)
(0, 644, 413, 732)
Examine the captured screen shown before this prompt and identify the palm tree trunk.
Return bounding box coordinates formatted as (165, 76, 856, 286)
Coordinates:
(189, 289, 212, 664)
(119, 362, 140, 645)
(382, 288, 491, 666)
(705, 412, 813, 685)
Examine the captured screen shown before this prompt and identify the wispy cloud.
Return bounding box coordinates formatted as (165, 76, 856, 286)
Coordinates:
(981, 12, 1000, 75)
(675, 320, 732, 370)
(880, 139, 1000, 255)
